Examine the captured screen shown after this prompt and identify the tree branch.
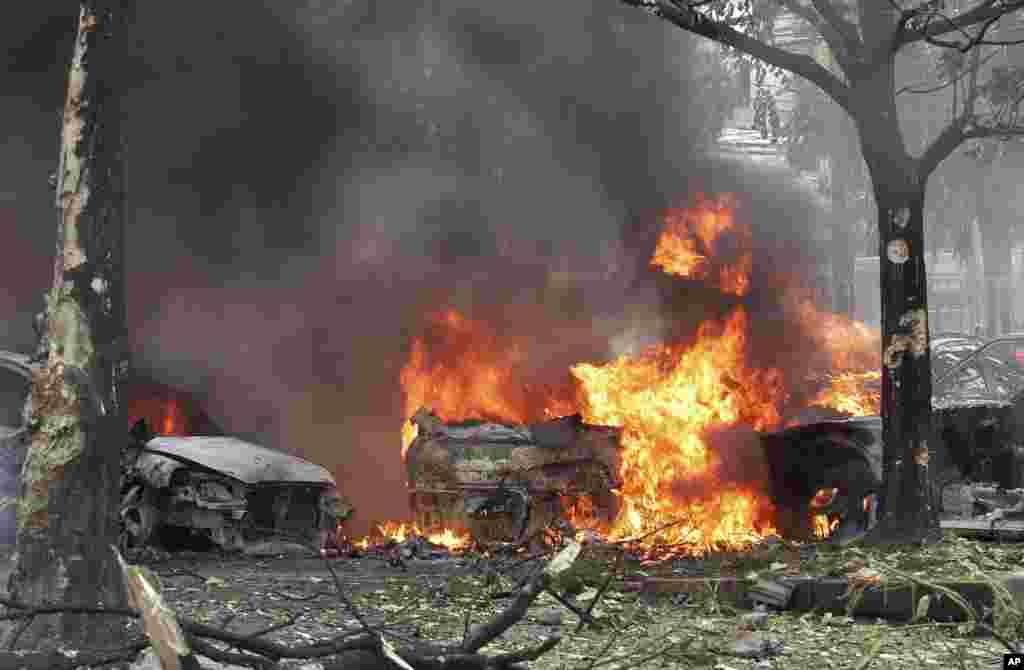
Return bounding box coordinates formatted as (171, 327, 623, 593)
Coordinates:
(621, 0, 853, 111)
(919, 116, 969, 178)
(462, 540, 580, 653)
(776, 0, 859, 73)
(897, 0, 1024, 48)
(0, 643, 149, 670)
(964, 124, 1024, 139)
(919, 114, 1024, 177)
(895, 48, 1000, 96)
(808, 0, 863, 55)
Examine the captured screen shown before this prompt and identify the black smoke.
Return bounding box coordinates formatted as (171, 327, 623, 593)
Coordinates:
(1, 2, 829, 532)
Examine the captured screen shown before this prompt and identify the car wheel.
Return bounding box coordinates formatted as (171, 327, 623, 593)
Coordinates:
(120, 483, 158, 552)
(814, 455, 878, 538)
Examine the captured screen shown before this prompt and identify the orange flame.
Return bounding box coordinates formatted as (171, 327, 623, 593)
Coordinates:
(810, 371, 882, 416)
(651, 194, 752, 296)
(399, 309, 575, 458)
(396, 192, 882, 556)
(813, 514, 840, 539)
(785, 291, 881, 416)
(571, 308, 783, 553)
(160, 399, 185, 436)
(369, 521, 471, 552)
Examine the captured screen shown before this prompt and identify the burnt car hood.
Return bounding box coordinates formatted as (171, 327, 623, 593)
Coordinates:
(143, 436, 334, 486)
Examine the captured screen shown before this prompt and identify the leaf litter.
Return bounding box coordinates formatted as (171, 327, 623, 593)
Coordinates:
(132, 534, 1023, 670)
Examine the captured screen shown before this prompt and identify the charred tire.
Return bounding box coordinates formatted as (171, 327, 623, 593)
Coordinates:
(794, 434, 879, 537)
(817, 457, 875, 531)
(119, 483, 159, 553)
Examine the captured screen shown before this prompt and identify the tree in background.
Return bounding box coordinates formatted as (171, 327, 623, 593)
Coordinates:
(786, 73, 869, 317)
(4, 1, 133, 648)
(895, 20, 1024, 335)
(619, 0, 1024, 542)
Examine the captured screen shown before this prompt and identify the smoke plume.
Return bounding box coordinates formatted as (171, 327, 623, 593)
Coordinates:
(1, 2, 830, 532)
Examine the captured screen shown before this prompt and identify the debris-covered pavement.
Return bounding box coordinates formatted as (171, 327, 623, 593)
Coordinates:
(78, 531, 1024, 670)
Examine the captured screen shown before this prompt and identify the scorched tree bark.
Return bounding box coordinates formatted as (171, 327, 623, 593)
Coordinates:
(617, 0, 1024, 542)
(4, 1, 133, 648)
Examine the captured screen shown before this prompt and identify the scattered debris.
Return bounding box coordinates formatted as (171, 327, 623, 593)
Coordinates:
(748, 578, 795, 609)
(726, 631, 782, 659)
(739, 606, 771, 630)
(537, 608, 564, 627)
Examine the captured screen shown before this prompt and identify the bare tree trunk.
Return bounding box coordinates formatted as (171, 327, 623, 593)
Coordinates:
(871, 184, 939, 541)
(4, 1, 133, 649)
(851, 64, 939, 542)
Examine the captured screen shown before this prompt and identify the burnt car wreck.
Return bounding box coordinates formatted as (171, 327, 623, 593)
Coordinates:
(0, 349, 341, 553)
(121, 425, 340, 553)
(405, 408, 623, 545)
(763, 334, 1024, 540)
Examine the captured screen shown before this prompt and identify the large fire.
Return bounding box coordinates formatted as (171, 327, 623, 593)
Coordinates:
(393, 193, 881, 555)
(570, 308, 783, 551)
(650, 193, 753, 297)
(784, 289, 881, 416)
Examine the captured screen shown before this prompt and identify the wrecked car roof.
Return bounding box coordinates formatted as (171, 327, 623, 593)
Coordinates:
(409, 408, 622, 446)
(143, 436, 335, 485)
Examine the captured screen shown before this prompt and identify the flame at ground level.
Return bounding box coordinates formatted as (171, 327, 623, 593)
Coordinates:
(571, 308, 782, 554)
(347, 521, 472, 552)
(394, 193, 882, 557)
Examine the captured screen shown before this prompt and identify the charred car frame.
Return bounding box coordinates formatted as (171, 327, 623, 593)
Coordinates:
(762, 334, 1024, 539)
(404, 408, 622, 545)
(120, 427, 340, 552)
(0, 349, 339, 552)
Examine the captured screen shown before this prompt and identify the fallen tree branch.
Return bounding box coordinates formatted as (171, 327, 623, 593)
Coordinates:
(462, 541, 580, 653)
(0, 537, 571, 670)
(270, 589, 334, 602)
(0, 641, 149, 670)
(543, 587, 600, 628)
(189, 637, 277, 670)
(576, 550, 625, 634)
(321, 637, 563, 670)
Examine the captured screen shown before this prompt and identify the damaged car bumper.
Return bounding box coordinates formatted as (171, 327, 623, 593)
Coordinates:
(121, 435, 338, 552)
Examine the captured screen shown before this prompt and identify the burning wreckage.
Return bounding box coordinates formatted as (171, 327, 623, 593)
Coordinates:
(404, 333, 1024, 549)
(404, 408, 622, 546)
(764, 334, 1024, 541)
(0, 349, 345, 553)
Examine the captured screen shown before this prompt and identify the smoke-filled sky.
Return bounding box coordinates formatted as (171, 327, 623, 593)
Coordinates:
(1, 2, 828, 529)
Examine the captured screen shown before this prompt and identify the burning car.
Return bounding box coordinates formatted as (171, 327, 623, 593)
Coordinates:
(762, 334, 1024, 539)
(404, 408, 622, 545)
(121, 424, 340, 552)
